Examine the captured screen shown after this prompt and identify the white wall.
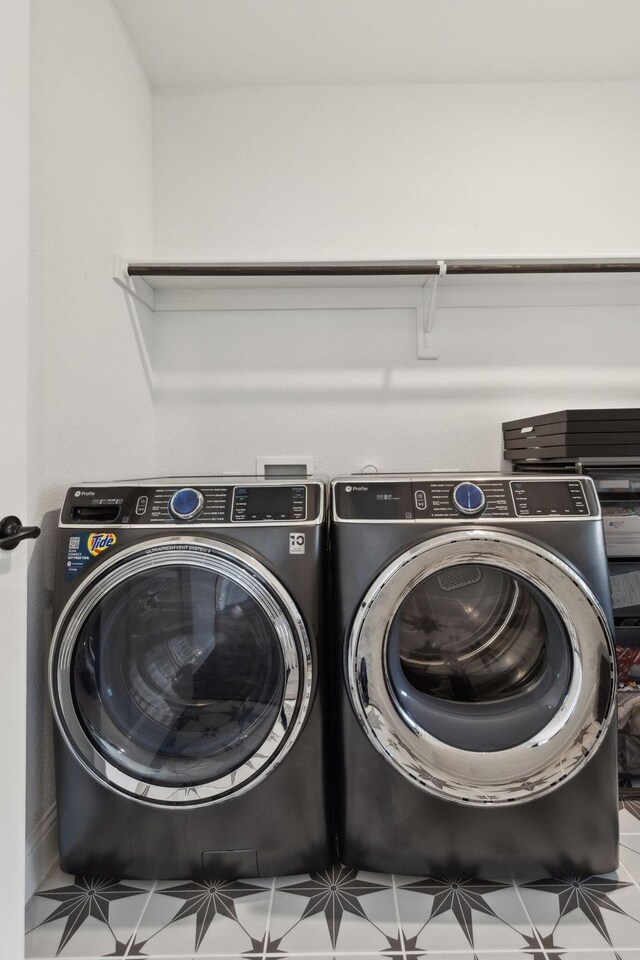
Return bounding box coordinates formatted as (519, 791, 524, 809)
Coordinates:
(153, 83, 640, 261)
(27, 0, 154, 888)
(151, 84, 640, 476)
(1, 0, 30, 946)
(150, 283, 640, 478)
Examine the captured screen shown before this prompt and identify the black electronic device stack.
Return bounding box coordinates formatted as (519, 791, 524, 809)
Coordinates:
(503, 408, 640, 462)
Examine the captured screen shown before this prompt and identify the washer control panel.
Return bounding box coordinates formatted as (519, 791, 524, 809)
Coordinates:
(427, 478, 509, 519)
(61, 482, 322, 525)
(333, 477, 595, 522)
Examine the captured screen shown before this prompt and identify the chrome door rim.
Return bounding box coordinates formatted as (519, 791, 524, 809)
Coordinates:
(348, 529, 615, 806)
(50, 537, 312, 807)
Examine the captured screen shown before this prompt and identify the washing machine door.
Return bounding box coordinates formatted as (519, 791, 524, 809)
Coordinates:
(348, 529, 616, 806)
(50, 538, 312, 806)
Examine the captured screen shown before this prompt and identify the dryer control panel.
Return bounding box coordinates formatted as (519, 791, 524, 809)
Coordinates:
(333, 476, 597, 522)
(61, 481, 323, 526)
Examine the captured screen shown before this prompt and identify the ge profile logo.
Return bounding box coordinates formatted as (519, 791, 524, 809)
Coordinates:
(345, 485, 352, 493)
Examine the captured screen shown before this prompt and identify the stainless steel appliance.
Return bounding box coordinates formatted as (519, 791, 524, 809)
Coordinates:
(331, 473, 618, 876)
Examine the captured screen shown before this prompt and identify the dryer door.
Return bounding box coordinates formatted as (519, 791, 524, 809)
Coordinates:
(50, 538, 312, 806)
(348, 529, 615, 806)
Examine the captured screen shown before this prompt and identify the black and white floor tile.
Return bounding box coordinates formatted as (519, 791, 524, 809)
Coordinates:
(269, 866, 400, 954)
(25, 869, 154, 958)
(25, 803, 640, 959)
(132, 878, 272, 957)
(620, 795, 640, 833)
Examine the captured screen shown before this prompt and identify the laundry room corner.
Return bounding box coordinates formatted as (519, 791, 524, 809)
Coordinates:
(26, 0, 155, 899)
(8, 3, 640, 960)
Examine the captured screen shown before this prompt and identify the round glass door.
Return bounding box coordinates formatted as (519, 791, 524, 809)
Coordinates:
(349, 530, 615, 805)
(51, 540, 311, 805)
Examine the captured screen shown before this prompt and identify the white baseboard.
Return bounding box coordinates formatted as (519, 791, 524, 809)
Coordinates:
(25, 804, 58, 901)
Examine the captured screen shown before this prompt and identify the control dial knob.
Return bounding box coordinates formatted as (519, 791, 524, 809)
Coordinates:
(451, 481, 486, 516)
(169, 487, 204, 521)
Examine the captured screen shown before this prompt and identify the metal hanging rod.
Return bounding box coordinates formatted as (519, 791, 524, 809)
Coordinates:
(127, 259, 640, 278)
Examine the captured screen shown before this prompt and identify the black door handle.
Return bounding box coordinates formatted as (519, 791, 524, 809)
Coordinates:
(0, 516, 41, 551)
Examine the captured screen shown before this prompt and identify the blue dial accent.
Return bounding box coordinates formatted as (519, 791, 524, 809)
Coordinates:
(169, 487, 204, 521)
(452, 482, 486, 515)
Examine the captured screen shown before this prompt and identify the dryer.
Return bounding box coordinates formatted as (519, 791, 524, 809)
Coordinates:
(331, 474, 618, 877)
(50, 478, 331, 879)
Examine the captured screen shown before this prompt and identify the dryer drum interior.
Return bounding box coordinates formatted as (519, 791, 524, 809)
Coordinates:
(386, 563, 574, 752)
(50, 540, 312, 806)
(394, 565, 550, 699)
(349, 531, 616, 805)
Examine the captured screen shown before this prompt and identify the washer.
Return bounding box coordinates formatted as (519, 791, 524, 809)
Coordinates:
(331, 474, 618, 877)
(50, 477, 331, 879)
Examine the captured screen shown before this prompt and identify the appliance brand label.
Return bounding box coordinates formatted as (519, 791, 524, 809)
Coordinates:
(87, 532, 117, 556)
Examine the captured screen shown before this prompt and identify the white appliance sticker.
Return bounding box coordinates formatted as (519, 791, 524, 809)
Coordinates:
(610, 571, 640, 609)
(289, 532, 305, 555)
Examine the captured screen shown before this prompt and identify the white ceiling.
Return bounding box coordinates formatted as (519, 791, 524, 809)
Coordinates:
(113, 0, 640, 88)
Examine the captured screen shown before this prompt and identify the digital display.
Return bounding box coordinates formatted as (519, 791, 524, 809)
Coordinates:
(510, 480, 589, 517)
(232, 486, 307, 522)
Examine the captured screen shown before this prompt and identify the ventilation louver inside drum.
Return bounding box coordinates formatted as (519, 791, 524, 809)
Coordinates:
(437, 566, 482, 592)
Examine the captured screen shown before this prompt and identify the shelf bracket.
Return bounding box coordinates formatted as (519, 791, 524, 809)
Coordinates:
(417, 260, 446, 359)
(112, 255, 156, 311)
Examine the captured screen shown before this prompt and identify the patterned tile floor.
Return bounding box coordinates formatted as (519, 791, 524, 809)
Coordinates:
(25, 799, 640, 960)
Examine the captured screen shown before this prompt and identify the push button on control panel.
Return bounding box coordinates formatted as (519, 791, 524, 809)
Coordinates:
(414, 489, 427, 511)
(452, 482, 486, 516)
(135, 495, 148, 516)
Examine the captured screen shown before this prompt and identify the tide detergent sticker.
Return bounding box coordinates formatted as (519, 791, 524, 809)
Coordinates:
(66, 532, 117, 582)
(88, 532, 117, 556)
